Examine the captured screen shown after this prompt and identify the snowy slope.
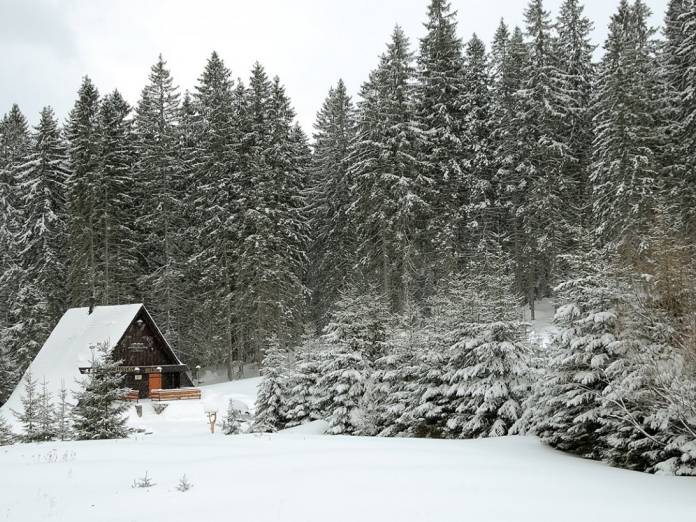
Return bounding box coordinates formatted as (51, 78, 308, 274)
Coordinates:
(1, 378, 695, 521)
(1, 304, 143, 420)
(0, 432, 694, 522)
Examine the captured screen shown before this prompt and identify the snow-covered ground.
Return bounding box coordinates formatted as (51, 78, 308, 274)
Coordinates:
(525, 298, 559, 348)
(126, 377, 260, 436)
(1, 376, 695, 522)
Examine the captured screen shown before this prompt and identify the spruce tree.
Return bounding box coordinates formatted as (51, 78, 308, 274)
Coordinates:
(0, 105, 30, 395)
(65, 77, 101, 306)
(252, 337, 288, 433)
(322, 287, 391, 363)
(134, 55, 183, 346)
(6, 107, 68, 373)
(0, 414, 14, 445)
(187, 52, 240, 374)
(56, 379, 72, 441)
(515, 0, 569, 315)
(490, 25, 531, 299)
(349, 27, 426, 309)
(285, 336, 323, 428)
(461, 34, 495, 243)
(665, 0, 696, 231)
(35, 378, 57, 442)
(96, 90, 138, 304)
(554, 0, 595, 230)
(415, 0, 466, 278)
(365, 304, 425, 436)
(222, 399, 244, 435)
(11, 369, 39, 442)
(409, 277, 478, 438)
(591, 0, 663, 250)
(445, 241, 529, 439)
(316, 342, 367, 435)
(236, 65, 309, 360)
(307, 80, 357, 326)
(531, 248, 630, 458)
(71, 343, 130, 440)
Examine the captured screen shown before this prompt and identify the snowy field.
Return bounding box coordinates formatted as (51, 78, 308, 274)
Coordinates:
(1, 376, 695, 522)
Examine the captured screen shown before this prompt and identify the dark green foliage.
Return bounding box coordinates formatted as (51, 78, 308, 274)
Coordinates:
(71, 343, 130, 440)
(307, 80, 356, 326)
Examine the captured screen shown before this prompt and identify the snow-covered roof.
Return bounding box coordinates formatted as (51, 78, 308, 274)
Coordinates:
(1, 303, 144, 420)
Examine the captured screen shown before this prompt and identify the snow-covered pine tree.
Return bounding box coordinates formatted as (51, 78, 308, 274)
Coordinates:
(307, 80, 357, 327)
(489, 25, 531, 299)
(364, 302, 425, 437)
(65, 77, 101, 306)
(415, 0, 467, 278)
(409, 276, 480, 438)
(595, 216, 696, 473)
(252, 337, 288, 433)
(444, 238, 529, 439)
(315, 341, 367, 435)
(285, 335, 323, 428)
(515, 0, 570, 316)
(261, 76, 310, 344)
(591, 0, 663, 251)
(553, 0, 595, 230)
(5, 107, 69, 374)
(236, 65, 309, 361)
(71, 343, 130, 440)
(222, 399, 247, 435)
(11, 369, 39, 442)
(174, 94, 200, 364)
(0, 413, 14, 445)
(348, 26, 427, 310)
(664, 0, 696, 230)
(0, 350, 13, 406)
(531, 247, 631, 459)
(134, 55, 184, 348)
(187, 52, 241, 375)
(35, 378, 57, 442)
(0, 105, 31, 307)
(96, 90, 138, 305)
(0, 104, 31, 398)
(322, 287, 391, 363)
(56, 379, 72, 441)
(461, 34, 495, 244)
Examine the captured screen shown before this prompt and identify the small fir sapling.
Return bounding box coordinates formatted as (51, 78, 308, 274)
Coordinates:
(222, 399, 249, 435)
(56, 379, 72, 441)
(11, 369, 39, 442)
(35, 377, 57, 441)
(0, 414, 14, 445)
(176, 474, 193, 492)
(131, 471, 155, 489)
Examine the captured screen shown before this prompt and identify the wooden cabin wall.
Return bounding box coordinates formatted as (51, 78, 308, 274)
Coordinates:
(112, 310, 178, 367)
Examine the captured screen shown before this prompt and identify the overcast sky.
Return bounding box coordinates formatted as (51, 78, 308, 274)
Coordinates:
(1, 0, 668, 134)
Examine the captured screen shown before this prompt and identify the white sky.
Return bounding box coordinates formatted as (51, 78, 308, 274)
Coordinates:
(1, 0, 667, 134)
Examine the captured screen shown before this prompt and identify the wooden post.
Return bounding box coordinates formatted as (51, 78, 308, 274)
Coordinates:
(207, 411, 217, 434)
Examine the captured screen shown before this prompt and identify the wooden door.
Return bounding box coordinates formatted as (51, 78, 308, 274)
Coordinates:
(149, 373, 162, 393)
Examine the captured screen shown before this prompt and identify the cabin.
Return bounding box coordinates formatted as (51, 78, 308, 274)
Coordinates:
(0, 304, 199, 416)
(78, 304, 196, 399)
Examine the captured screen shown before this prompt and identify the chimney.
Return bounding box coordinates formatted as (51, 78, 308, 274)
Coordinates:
(88, 296, 95, 315)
